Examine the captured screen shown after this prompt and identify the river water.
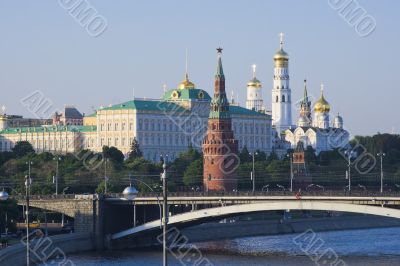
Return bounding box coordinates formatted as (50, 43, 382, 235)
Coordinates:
(58, 227, 400, 265)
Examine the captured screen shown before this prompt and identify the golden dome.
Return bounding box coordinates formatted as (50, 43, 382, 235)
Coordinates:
(314, 89, 330, 113)
(178, 73, 196, 90)
(274, 48, 289, 60)
(247, 77, 262, 88)
(247, 64, 262, 87)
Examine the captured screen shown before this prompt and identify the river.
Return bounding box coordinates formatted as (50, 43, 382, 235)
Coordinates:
(54, 227, 400, 265)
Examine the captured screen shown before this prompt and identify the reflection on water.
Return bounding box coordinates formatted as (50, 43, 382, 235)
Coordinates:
(47, 227, 400, 266)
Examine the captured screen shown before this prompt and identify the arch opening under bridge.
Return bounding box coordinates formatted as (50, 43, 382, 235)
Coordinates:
(111, 200, 400, 240)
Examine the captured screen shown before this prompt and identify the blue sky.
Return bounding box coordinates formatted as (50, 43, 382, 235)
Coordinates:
(0, 0, 399, 135)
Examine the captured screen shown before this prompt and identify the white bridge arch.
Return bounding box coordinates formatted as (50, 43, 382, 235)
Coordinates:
(112, 200, 400, 240)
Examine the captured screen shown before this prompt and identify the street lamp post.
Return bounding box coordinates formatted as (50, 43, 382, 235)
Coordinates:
(123, 176, 162, 228)
(345, 150, 353, 192)
(249, 152, 258, 194)
(104, 158, 109, 194)
(377, 152, 385, 193)
(0, 189, 9, 240)
(161, 157, 168, 266)
(287, 153, 294, 192)
(53, 156, 61, 195)
(61, 187, 69, 227)
(25, 160, 33, 266)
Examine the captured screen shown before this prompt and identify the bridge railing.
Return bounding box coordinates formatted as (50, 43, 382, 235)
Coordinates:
(107, 190, 400, 198)
(11, 190, 400, 201)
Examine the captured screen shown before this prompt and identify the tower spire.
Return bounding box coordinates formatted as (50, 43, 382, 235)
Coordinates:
(216, 47, 224, 77)
(303, 79, 308, 102)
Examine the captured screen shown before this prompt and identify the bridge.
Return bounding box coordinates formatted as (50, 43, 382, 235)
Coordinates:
(13, 191, 400, 249)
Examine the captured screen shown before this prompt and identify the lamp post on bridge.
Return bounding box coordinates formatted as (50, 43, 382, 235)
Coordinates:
(0, 188, 9, 240)
(53, 156, 62, 195)
(160, 155, 168, 266)
(377, 152, 385, 193)
(249, 151, 258, 194)
(344, 150, 353, 192)
(123, 175, 162, 229)
(286, 153, 294, 192)
(104, 158, 109, 194)
(25, 160, 33, 266)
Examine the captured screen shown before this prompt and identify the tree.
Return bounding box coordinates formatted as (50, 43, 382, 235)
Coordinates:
(12, 141, 35, 158)
(102, 146, 124, 165)
(183, 158, 203, 186)
(239, 146, 252, 163)
(128, 138, 143, 159)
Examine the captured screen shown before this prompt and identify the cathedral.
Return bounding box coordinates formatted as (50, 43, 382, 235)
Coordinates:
(245, 33, 349, 155)
(284, 81, 349, 154)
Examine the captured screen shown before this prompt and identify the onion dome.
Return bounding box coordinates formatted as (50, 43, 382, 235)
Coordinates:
(274, 32, 289, 60)
(178, 73, 196, 90)
(274, 48, 289, 60)
(314, 85, 330, 113)
(333, 113, 344, 128)
(247, 64, 262, 88)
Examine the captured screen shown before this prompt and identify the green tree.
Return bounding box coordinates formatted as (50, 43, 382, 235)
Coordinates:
(12, 141, 35, 158)
(239, 146, 252, 163)
(102, 146, 124, 164)
(128, 138, 143, 159)
(183, 158, 203, 186)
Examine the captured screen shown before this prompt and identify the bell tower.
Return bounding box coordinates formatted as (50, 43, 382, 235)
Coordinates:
(272, 33, 292, 134)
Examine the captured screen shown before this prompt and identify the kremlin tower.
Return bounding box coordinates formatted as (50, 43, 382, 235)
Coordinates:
(202, 48, 239, 192)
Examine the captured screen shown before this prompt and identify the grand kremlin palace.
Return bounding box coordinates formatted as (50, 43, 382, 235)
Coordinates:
(0, 73, 272, 161)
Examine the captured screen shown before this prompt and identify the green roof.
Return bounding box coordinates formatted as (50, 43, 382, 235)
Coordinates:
(230, 106, 270, 117)
(0, 125, 97, 135)
(101, 99, 187, 113)
(85, 113, 97, 117)
(162, 88, 211, 101)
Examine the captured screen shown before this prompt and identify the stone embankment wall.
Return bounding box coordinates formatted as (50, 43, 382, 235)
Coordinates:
(0, 233, 92, 266)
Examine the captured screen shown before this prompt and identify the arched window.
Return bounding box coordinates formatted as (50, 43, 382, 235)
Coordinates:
(275, 96, 279, 102)
(282, 95, 286, 102)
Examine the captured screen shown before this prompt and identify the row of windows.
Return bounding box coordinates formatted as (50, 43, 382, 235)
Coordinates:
(100, 137, 134, 147)
(100, 122, 134, 131)
(275, 95, 291, 103)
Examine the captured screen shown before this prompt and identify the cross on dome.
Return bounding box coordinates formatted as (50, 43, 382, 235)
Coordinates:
(252, 64, 257, 78)
(279, 32, 284, 49)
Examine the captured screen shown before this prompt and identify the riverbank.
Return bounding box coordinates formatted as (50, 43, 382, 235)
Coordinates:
(0, 233, 92, 266)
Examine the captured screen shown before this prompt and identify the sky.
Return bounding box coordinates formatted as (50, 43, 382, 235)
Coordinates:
(0, 0, 399, 136)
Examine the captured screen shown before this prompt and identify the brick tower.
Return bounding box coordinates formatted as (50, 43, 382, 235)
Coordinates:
(202, 48, 239, 192)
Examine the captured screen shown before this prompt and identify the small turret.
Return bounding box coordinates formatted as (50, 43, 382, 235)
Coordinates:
(0, 114, 8, 131)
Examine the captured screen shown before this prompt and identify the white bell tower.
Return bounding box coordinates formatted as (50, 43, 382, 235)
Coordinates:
(272, 33, 292, 134)
(246, 64, 264, 112)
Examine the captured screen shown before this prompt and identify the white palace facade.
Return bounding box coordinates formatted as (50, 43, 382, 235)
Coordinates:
(0, 71, 272, 161)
